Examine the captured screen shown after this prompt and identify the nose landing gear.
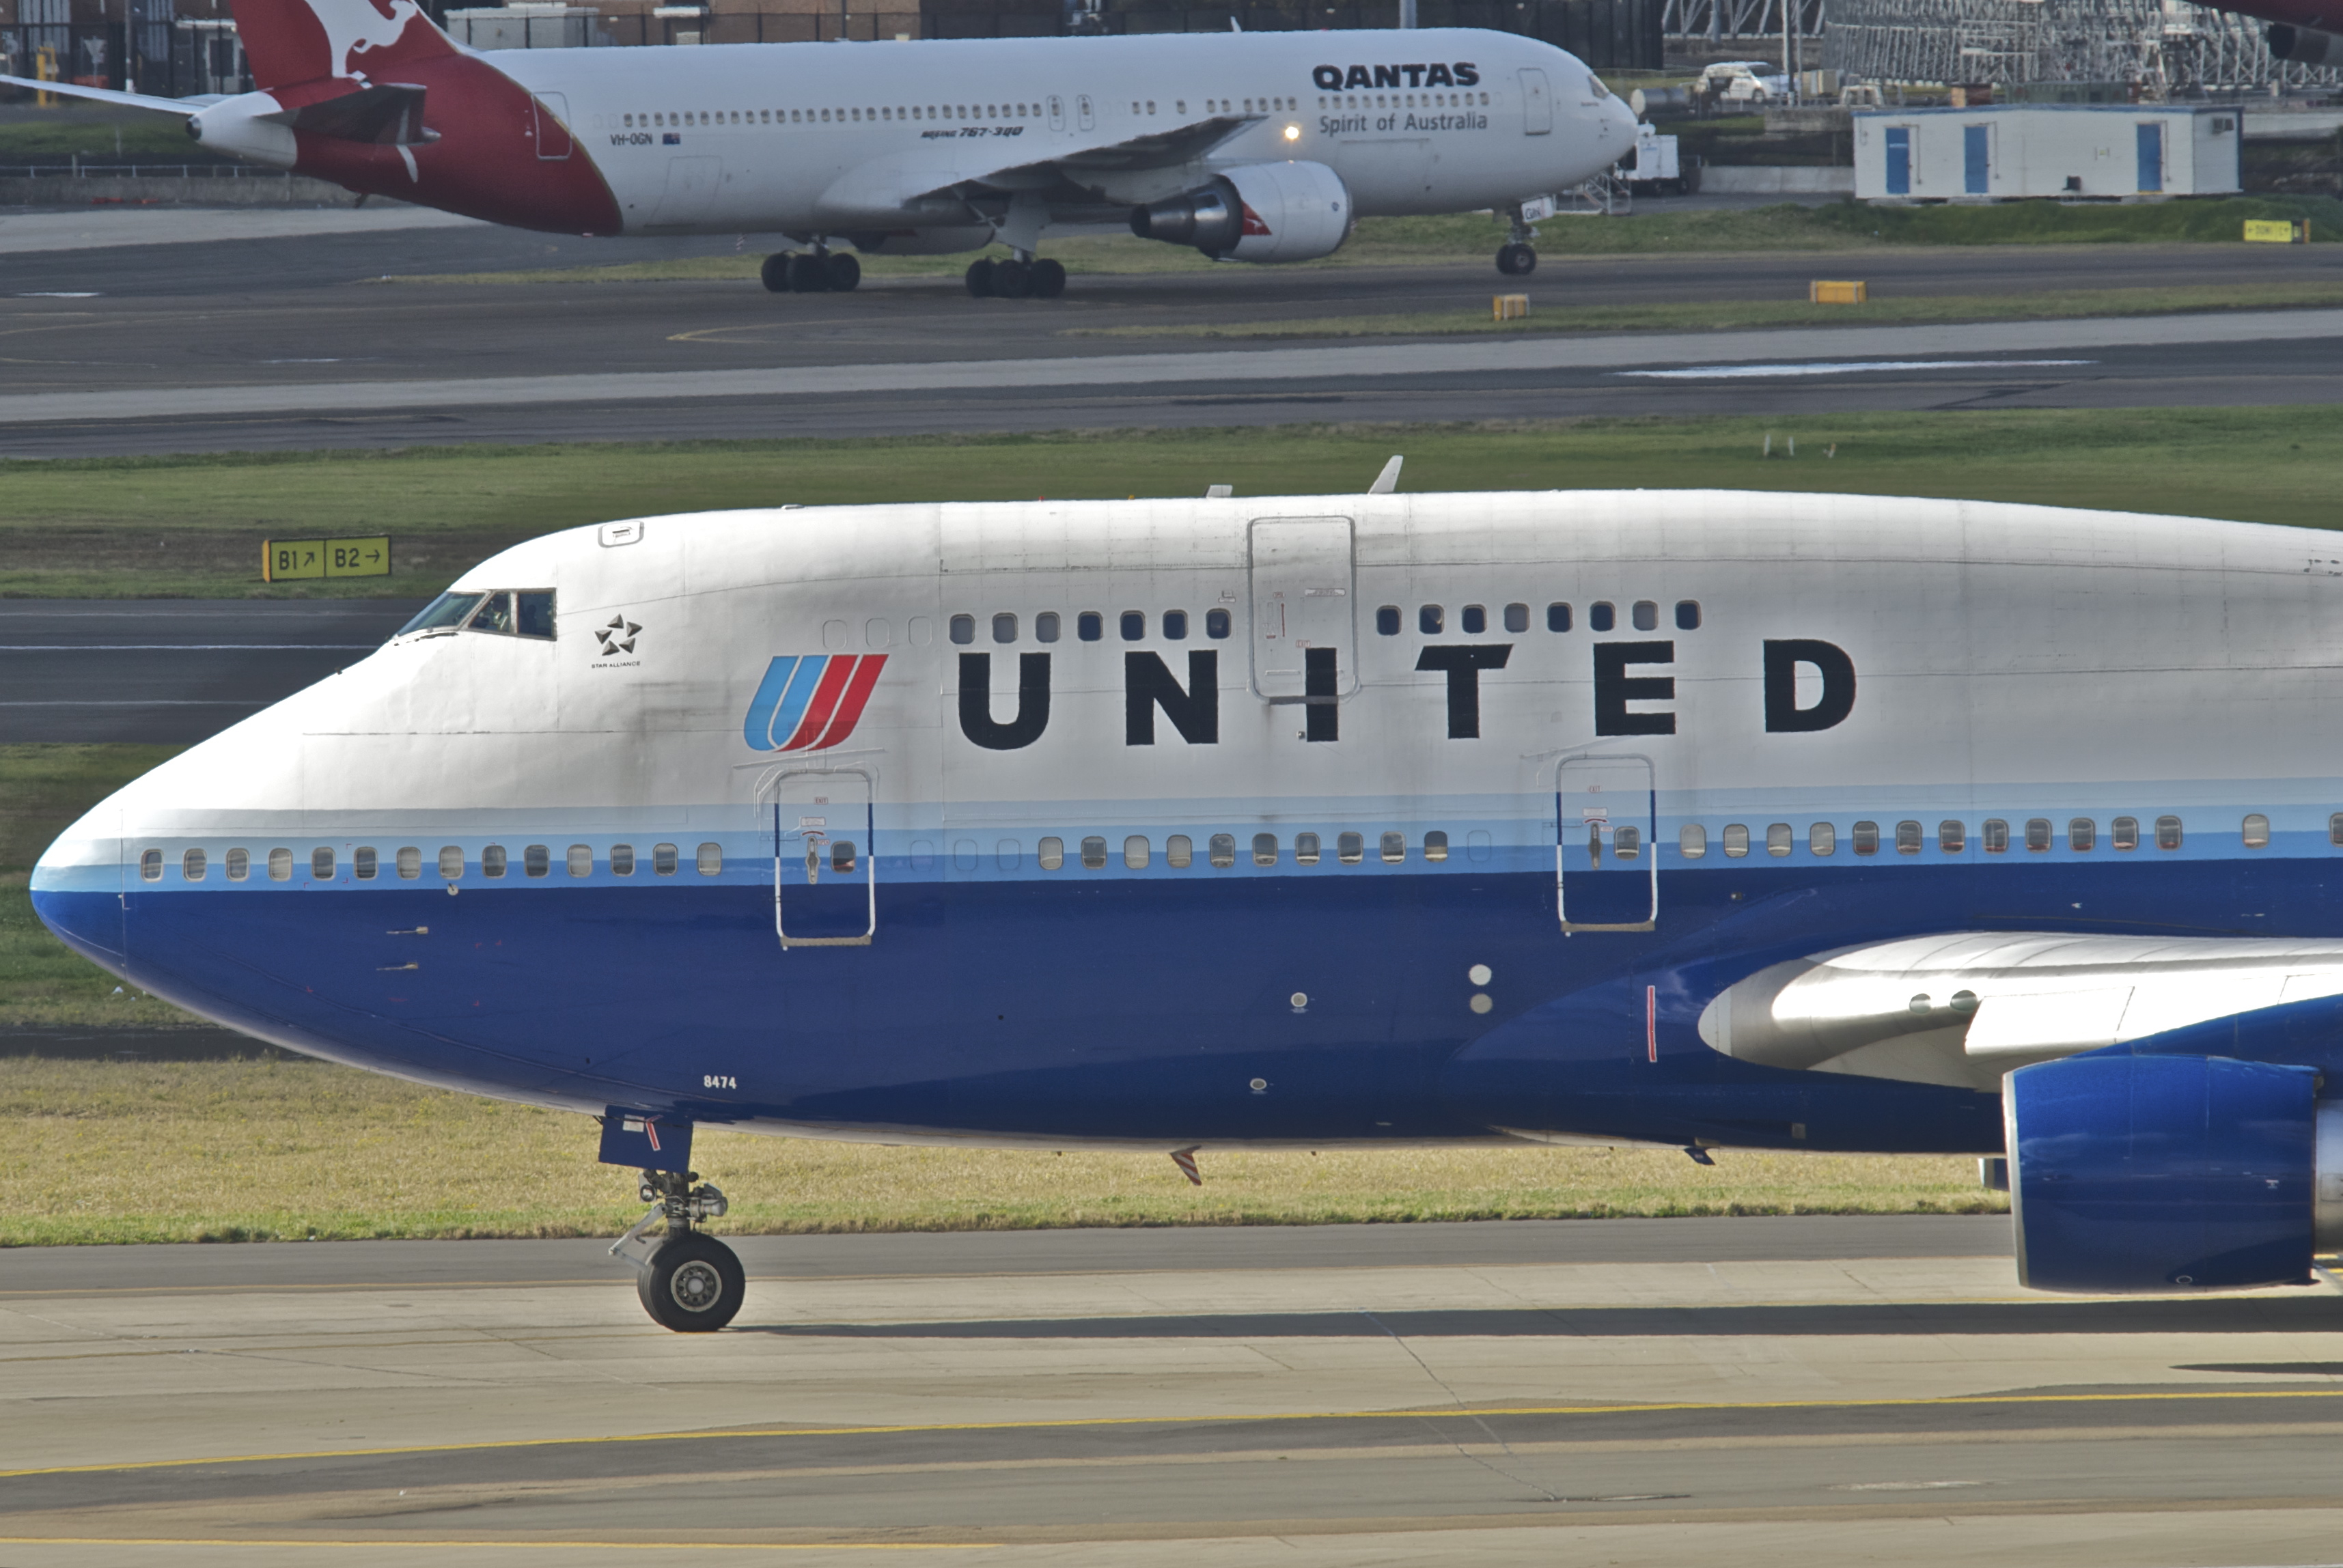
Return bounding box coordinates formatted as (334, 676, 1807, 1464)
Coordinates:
(762, 248, 862, 294)
(613, 1169, 743, 1332)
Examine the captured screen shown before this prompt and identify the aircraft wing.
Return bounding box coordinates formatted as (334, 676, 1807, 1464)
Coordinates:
(0, 74, 217, 113)
(816, 114, 1262, 221)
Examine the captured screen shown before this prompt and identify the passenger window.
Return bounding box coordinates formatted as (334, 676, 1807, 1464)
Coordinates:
(2155, 815, 2183, 850)
(696, 843, 723, 876)
(1766, 823, 1790, 857)
(1419, 605, 1442, 634)
(1810, 822, 1835, 856)
(997, 840, 1021, 871)
(397, 846, 421, 880)
(138, 848, 163, 882)
(1295, 832, 1321, 865)
(1251, 832, 1278, 867)
(1081, 835, 1108, 869)
(831, 841, 857, 873)
(1120, 611, 1144, 641)
(438, 845, 464, 879)
(226, 848, 250, 882)
(1722, 824, 1749, 858)
(312, 847, 336, 880)
(1613, 826, 1639, 859)
(516, 591, 555, 639)
(653, 843, 679, 876)
(1337, 831, 1364, 865)
(1981, 820, 2009, 854)
(2025, 819, 2051, 852)
(1208, 833, 1236, 867)
(1462, 605, 1486, 634)
(1078, 613, 1103, 642)
(1038, 837, 1065, 870)
(2069, 819, 2095, 852)
(1939, 821, 1965, 854)
(1679, 824, 1707, 859)
(1547, 603, 1572, 632)
(2243, 813, 2271, 848)
(1167, 834, 1192, 868)
(949, 614, 975, 645)
(355, 846, 378, 880)
(1124, 835, 1150, 869)
(611, 843, 635, 876)
(567, 845, 592, 877)
(1632, 600, 1659, 632)
(2332, 813, 2343, 846)
(1852, 821, 1878, 856)
(2112, 816, 2139, 851)
(1895, 820, 1922, 855)
(1377, 606, 1401, 636)
(1380, 831, 1405, 863)
(1589, 602, 1616, 632)
(524, 844, 550, 878)
(268, 848, 292, 881)
(993, 613, 1017, 644)
(469, 593, 515, 635)
(1036, 612, 1060, 643)
(1675, 600, 1702, 630)
(1425, 830, 1450, 863)
(1467, 830, 1493, 863)
(1504, 603, 1529, 633)
(182, 848, 206, 881)
(1206, 608, 1231, 639)
(1163, 611, 1188, 641)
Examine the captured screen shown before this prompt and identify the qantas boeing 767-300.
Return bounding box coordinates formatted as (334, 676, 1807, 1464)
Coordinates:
(4, 0, 1636, 294)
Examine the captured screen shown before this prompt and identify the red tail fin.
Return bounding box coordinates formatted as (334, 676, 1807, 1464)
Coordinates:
(228, 0, 456, 91)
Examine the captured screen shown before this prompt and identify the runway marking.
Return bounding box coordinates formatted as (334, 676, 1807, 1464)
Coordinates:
(8, 1388, 2343, 1481)
(0, 1540, 987, 1552)
(1618, 359, 2095, 380)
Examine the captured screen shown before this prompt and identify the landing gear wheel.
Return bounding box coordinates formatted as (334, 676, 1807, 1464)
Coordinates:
(824, 251, 861, 292)
(1030, 257, 1066, 298)
(787, 253, 830, 292)
(992, 258, 1034, 299)
(965, 257, 996, 298)
(637, 1231, 745, 1332)
(760, 253, 793, 293)
(1496, 242, 1538, 277)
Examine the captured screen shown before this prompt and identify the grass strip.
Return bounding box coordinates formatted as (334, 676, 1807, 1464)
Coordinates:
(1065, 281, 2343, 341)
(3, 409, 2340, 600)
(376, 197, 2343, 286)
(0, 1056, 2003, 1245)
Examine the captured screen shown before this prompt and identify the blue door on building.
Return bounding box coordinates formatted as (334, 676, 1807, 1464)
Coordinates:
(1885, 126, 1911, 195)
(2137, 122, 2164, 192)
(1963, 125, 1989, 193)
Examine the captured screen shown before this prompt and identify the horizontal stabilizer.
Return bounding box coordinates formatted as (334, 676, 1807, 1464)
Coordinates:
(0, 74, 206, 115)
(262, 80, 436, 146)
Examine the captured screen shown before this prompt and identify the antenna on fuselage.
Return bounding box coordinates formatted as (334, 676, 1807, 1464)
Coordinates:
(1367, 456, 1403, 494)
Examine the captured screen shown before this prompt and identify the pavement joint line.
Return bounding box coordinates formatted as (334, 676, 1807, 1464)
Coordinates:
(8, 1388, 2343, 1481)
(0, 1540, 990, 1552)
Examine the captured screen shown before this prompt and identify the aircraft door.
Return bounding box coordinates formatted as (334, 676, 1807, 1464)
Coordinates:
(1248, 518, 1356, 729)
(532, 92, 572, 160)
(1555, 753, 1656, 932)
(766, 768, 876, 947)
(1519, 68, 1552, 135)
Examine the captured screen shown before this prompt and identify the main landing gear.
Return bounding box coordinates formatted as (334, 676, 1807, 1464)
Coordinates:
(965, 254, 1067, 300)
(1496, 206, 1540, 277)
(762, 249, 861, 294)
(613, 1168, 743, 1332)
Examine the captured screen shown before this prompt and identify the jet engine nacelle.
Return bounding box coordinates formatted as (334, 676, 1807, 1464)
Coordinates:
(2008, 1052, 2343, 1292)
(2268, 23, 2343, 63)
(186, 92, 299, 168)
(1128, 160, 1352, 264)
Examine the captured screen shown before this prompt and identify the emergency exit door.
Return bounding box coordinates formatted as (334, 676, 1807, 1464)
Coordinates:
(1556, 753, 1657, 932)
(766, 768, 876, 947)
(1249, 518, 1356, 714)
(532, 92, 572, 159)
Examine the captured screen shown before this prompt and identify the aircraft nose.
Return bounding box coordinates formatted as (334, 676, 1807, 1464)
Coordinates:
(30, 809, 126, 965)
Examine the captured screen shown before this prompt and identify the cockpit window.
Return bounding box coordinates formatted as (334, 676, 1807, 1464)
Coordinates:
(398, 592, 486, 637)
(470, 593, 516, 635)
(516, 591, 556, 639)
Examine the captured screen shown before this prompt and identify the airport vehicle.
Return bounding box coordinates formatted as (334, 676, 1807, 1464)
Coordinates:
(40, 485, 2343, 1329)
(0, 0, 1634, 292)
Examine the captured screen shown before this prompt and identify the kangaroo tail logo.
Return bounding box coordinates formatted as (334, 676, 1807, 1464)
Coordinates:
(229, 0, 456, 89)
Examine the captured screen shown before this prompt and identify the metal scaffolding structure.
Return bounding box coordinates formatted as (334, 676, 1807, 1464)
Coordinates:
(1659, 0, 1822, 45)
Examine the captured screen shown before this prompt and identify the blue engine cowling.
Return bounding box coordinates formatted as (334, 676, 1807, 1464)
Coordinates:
(2007, 1052, 2343, 1292)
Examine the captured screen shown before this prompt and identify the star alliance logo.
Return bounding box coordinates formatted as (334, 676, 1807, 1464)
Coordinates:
(596, 616, 641, 656)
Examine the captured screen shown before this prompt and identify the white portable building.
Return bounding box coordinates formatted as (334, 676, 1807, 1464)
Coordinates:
(1852, 105, 2242, 201)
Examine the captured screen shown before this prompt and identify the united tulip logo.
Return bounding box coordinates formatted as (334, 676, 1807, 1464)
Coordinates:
(743, 654, 887, 753)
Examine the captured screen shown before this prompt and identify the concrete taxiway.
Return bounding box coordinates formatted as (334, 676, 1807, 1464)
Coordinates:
(6, 1215, 2343, 1566)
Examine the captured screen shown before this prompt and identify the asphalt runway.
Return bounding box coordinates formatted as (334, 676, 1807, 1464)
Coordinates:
(3, 212, 2338, 456)
(0, 599, 425, 743)
(10, 1215, 2343, 1566)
